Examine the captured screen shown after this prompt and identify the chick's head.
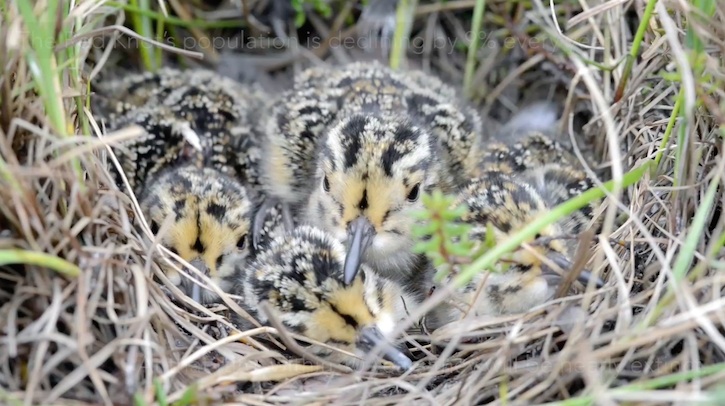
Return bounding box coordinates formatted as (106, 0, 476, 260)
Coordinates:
(245, 225, 416, 369)
(305, 113, 437, 285)
(140, 165, 253, 303)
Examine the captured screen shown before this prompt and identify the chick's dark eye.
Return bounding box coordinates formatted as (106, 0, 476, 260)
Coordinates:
(322, 176, 330, 192)
(237, 235, 247, 250)
(150, 221, 159, 234)
(407, 183, 421, 202)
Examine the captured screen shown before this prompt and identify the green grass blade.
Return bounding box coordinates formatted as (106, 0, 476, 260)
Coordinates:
(173, 384, 198, 406)
(133, 392, 148, 406)
(390, 0, 418, 69)
(615, 0, 658, 101)
(153, 378, 168, 406)
(685, 0, 716, 53)
(543, 362, 725, 405)
(17, 0, 67, 136)
(129, 0, 158, 71)
(0, 249, 81, 278)
(654, 89, 683, 168)
(463, 0, 486, 98)
(670, 159, 722, 282)
(106, 1, 247, 29)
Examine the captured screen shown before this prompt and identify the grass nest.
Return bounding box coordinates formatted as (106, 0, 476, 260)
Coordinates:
(2, 0, 725, 404)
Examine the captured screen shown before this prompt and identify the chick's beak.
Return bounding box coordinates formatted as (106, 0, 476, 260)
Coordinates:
(343, 216, 376, 285)
(187, 258, 208, 303)
(356, 325, 412, 370)
(541, 251, 605, 288)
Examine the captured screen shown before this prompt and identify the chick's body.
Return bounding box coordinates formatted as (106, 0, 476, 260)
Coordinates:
(230, 225, 421, 369)
(96, 67, 267, 194)
(261, 61, 483, 284)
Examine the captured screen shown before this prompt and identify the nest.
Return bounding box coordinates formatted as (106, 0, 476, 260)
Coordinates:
(2, 0, 725, 404)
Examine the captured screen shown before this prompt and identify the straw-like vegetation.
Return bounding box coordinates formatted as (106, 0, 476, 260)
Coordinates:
(1, 0, 725, 404)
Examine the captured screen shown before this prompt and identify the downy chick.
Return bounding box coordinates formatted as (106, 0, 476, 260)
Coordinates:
(94, 68, 267, 303)
(477, 102, 601, 247)
(258, 61, 483, 287)
(437, 170, 602, 320)
(229, 225, 422, 369)
(435, 103, 603, 321)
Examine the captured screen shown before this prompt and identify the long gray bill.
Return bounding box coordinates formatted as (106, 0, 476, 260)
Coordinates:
(357, 325, 413, 370)
(188, 258, 207, 303)
(343, 216, 376, 285)
(543, 251, 604, 288)
(191, 283, 202, 303)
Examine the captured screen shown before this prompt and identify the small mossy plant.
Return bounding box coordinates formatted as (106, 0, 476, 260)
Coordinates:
(411, 190, 496, 282)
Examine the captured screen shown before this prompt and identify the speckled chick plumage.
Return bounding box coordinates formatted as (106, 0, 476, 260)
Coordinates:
(261, 61, 483, 283)
(474, 134, 598, 240)
(139, 165, 254, 303)
(94, 67, 268, 303)
(439, 170, 579, 318)
(476, 131, 580, 175)
(95, 67, 267, 194)
(249, 200, 291, 256)
(435, 105, 602, 322)
(268, 60, 482, 200)
(229, 225, 422, 369)
(474, 103, 600, 242)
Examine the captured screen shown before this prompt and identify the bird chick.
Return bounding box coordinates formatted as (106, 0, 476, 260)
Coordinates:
(474, 102, 601, 249)
(433, 104, 603, 322)
(435, 169, 602, 321)
(138, 165, 254, 304)
(305, 114, 437, 286)
(258, 61, 483, 286)
(230, 225, 421, 370)
(474, 131, 598, 247)
(95, 67, 267, 194)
